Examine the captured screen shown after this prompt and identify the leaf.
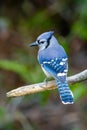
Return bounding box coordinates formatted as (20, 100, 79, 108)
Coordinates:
(71, 83, 87, 101)
(0, 60, 30, 82)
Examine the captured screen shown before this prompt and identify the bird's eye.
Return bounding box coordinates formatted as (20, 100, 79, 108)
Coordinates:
(40, 41, 44, 44)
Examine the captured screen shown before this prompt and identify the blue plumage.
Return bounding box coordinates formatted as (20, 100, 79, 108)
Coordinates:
(56, 80, 73, 104)
(29, 31, 74, 104)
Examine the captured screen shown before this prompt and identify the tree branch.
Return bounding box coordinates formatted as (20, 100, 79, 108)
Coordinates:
(7, 69, 87, 97)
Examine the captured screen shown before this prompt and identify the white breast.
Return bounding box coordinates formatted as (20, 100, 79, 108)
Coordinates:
(41, 66, 52, 78)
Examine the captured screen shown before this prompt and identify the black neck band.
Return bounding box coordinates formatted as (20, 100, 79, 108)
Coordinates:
(45, 37, 52, 49)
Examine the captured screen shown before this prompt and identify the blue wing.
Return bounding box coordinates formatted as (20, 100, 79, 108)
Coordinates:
(42, 58, 74, 104)
(42, 58, 68, 79)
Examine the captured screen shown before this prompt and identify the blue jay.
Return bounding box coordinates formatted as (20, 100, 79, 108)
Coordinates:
(29, 31, 74, 104)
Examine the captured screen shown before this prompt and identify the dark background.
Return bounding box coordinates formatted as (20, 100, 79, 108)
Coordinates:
(0, 0, 87, 130)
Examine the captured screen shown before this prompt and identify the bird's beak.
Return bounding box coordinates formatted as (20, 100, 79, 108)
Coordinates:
(29, 42, 38, 47)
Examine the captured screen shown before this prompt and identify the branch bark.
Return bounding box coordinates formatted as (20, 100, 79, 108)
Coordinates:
(7, 69, 87, 97)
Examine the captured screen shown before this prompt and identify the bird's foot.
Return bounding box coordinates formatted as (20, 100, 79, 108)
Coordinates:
(44, 78, 48, 86)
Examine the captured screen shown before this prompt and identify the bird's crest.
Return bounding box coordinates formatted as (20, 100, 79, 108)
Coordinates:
(37, 31, 54, 41)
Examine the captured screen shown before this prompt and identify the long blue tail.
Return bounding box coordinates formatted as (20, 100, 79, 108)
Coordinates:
(56, 80, 74, 104)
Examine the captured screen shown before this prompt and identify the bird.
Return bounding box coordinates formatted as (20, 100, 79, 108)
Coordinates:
(29, 31, 74, 104)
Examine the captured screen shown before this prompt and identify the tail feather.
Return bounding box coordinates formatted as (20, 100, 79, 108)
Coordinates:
(56, 80, 74, 104)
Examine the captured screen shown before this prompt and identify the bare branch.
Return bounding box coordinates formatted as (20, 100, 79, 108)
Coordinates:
(7, 69, 87, 97)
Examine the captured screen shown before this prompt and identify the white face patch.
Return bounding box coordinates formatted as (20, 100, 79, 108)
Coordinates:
(38, 39, 47, 51)
(39, 39, 46, 43)
(57, 73, 66, 77)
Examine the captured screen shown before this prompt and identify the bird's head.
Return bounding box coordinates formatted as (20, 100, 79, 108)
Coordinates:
(29, 31, 54, 50)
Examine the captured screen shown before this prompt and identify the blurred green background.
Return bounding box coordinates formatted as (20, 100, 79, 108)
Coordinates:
(0, 0, 87, 130)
